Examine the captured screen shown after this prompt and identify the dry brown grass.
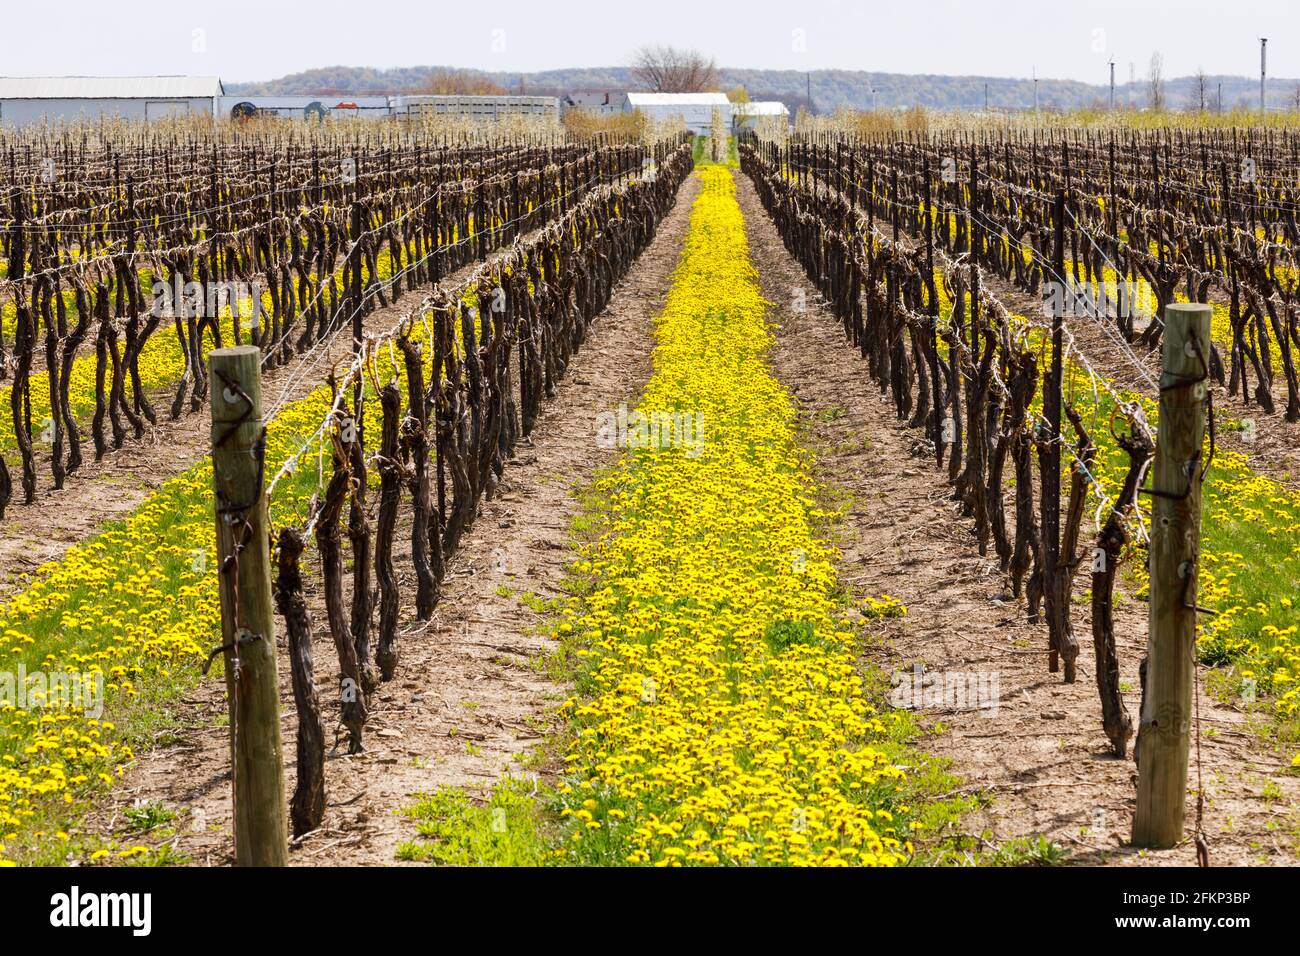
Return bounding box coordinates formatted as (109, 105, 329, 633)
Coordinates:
(562, 108, 685, 144)
(796, 104, 1300, 137)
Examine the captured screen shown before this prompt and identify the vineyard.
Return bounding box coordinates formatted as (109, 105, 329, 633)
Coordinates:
(0, 115, 1296, 871)
(743, 130, 1300, 740)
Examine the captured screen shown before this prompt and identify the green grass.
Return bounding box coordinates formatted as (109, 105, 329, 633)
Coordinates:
(396, 780, 551, 866)
(762, 617, 820, 653)
(122, 801, 176, 833)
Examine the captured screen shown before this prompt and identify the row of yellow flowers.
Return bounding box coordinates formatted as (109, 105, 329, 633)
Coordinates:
(552, 166, 918, 866)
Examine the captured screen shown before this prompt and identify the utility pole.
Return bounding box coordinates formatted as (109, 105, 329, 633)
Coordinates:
(984, 82, 989, 111)
(1133, 302, 1212, 849)
(807, 71, 813, 115)
(1109, 59, 1116, 110)
(1260, 37, 1268, 113)
(1033, 68, 1039, 112)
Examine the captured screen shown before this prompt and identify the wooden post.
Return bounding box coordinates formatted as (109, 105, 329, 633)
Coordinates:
(1133, 302, 1212, 849)
(210, 345, 288, 866)
(1042, 190, 1068, 677)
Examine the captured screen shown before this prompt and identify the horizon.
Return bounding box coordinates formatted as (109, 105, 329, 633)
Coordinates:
(220, 63, 1300, 88)
(5, 0, 1297, 87)
(6, 65, 1296, 95)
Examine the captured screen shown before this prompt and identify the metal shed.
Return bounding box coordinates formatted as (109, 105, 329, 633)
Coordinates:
(390, 95, 559, 121)
(0, 76, 224, 126)
(625, 92, 731, 135)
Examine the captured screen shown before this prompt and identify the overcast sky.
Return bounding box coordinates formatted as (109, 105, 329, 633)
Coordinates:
(6, 0, 1296, 84)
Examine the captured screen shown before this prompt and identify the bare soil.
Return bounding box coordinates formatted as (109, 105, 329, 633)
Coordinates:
(736, 171, 1300, 867)
(79, 173, 701, 866)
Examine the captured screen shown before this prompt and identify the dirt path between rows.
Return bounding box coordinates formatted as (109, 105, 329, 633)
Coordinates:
(80, 173, 700, 866)
(736, 171, 1300, 867)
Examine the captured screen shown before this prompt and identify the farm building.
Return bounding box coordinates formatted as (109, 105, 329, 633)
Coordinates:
(561, 91, 629, 116)
(390, 95, 559, 121)
(216, 95, 391, 122)
(0, 76, 223, 126)
(732, 100, 791, 132)
(624, 92, 731, 135)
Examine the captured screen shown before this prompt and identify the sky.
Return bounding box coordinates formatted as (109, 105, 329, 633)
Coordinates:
(5, 0, 1297, 84)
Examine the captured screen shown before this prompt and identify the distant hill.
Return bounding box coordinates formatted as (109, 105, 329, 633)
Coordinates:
(226, 66, 1299, 114)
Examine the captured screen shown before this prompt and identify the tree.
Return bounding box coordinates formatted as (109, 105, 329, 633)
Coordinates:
(630, 45, 719, 93)
(727, 85, 749, 104)
(1188, 68, 1208, 112)
(1148, 52, 1165, 110)
(710, 107, 727, 162)
(419, 69, 506, 96)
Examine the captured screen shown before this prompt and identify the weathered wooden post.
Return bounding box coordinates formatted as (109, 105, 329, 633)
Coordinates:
(210, 345, 288, 866)
(1132, 302, 1212, 849)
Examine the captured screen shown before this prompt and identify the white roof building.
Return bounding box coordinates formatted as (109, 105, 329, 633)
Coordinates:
(733, 101, 790, 117)
(0, 76, 223, 126)
(625, 92, 731, 135)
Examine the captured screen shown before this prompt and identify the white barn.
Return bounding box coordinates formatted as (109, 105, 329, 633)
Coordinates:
(625, 92, 731, 135)
(0, 76, 223, 126)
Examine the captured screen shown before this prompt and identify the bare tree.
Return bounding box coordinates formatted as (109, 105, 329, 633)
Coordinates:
(630, 45, 719, 93)
(419, 69, 506, 95)
(1188, 67, 1208, 111)
(1291, 83, 1300, 113)
(1148, 52, 1165, 110)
